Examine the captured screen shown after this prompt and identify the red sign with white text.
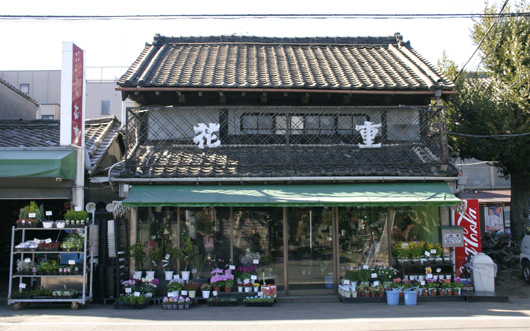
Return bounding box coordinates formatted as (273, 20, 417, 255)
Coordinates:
(454, 199, 481, 277)
(71, 44, 83, 146)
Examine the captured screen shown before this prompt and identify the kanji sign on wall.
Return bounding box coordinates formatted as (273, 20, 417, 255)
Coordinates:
(71, 44, 83, 146)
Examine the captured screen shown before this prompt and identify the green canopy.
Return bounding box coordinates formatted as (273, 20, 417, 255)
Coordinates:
(0, 150, 77, 180)
(122, 182, 461, 207)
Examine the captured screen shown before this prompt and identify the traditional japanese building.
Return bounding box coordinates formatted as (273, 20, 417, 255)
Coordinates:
(113, 33, 461, 295)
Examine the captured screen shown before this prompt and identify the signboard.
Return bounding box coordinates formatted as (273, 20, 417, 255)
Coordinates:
(484, 206, 505, 234)
(454, 199, 481, 277)
(71, 44, 84, 146)
(440, 226, 464, 247)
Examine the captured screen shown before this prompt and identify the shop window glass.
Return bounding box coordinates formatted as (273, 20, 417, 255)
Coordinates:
(338, 207, 389, 278)
(180, 207, 231, 281)
(232, 208, 284, 289)
(390, 206, 440, 245)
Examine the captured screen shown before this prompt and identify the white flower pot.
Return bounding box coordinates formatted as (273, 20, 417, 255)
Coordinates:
(133, 271, 143, 279)
(164, 271, 175, 281)
(202, 290, 211, 299)
(181, 270, 191, 281)
(254, 286, 259, 292)
(188, 290, 196, 299)
(145, 271, 156, 279)
(244, 287, 251, 293)
(238, 286, 243, 293)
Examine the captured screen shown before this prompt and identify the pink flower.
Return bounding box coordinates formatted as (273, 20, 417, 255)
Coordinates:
(393, 278, 401, 283)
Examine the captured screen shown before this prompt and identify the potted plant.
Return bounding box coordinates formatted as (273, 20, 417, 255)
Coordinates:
(426, 279, 438, 296)
(237, 282, 243, 292)
(451, 277, 464, 295)
(128, 242, 146, 279)
(184, 281, 199, 298)
(200, 283, 212, 299)
(244, 282, 252, 293)
(178, 237, 196, 281)
(61, 232, 84, 251)
(167, 278, 184, 297)
(224, 278, 234, 293)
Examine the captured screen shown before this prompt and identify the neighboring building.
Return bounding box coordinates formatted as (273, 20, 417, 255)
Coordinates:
(0, 77, 39, 120)
(0, 70, 130, 121)
(112, 34, 461, 296)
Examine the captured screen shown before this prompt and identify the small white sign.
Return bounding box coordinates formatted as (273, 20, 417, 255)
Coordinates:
(436, 268, 442, 273)
(24, 258, 31, 263)
(420, 281, 426, 286)
(328, 237, 333, 241)
(258, 291, 263, 296)
(213, 291, 218, 296)
(251, 275, 257, 280)
(45, 238, 52, 244)
(46, 211, 52, 216)
(401, 242, 409, 249)
(425, 251, 430, 257)
(164, 254, 170, 260)
(33, 239, 40, 244)
(134, 291, 140, 297)
(181, 290, 188, 296)
(125, 288, 132, 293)
(363, 265, 369, 270)
(371, 273, 377, 278)
(253, 259, 259, 264)
(373, 281, 380, 286)
(19, 283, 26, 289)
(191, 269, 197, 274)
(426, 274, 433, 279)
(343, 280, 350, 285)
(229, 265, 235, 270)
(74, 206, 82, 212)
(68, 260, 75, 265)
(430, 249, 437, 254)
(29, 213, 36, 218)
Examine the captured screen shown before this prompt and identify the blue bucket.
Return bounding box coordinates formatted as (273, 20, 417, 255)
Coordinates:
(404, 288, 418, 306)
(386, 290, 400, 306)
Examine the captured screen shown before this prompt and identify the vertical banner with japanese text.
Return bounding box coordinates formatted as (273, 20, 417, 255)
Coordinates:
(454, 199, 481, 277)
(71, 44, 83, 146)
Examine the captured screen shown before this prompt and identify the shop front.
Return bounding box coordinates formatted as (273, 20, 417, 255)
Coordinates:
(122, 183, 460, 295)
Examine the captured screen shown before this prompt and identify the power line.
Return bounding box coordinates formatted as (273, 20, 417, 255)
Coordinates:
(1, 12, 530, 21)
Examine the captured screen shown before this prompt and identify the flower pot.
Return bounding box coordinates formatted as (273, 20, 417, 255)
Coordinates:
(224, 287, 232, 293)
(181, 271, 191, 281)
(253, 286, 259, 292)
(238, 286, 243, 293)
(178, 304, 184, 310)
(133, 271, 143, 279)
(188, 290, 196, 299)
(244, 287, 251, 293)
(438, 289, 445, 296)
(213, 286, 221, 293)
(145, 271, 156, 279)
(164, 271, 174, 281)
(184, 303, 190, 309)
(168, 290, 179, 297)
(202, 290, 211, 299)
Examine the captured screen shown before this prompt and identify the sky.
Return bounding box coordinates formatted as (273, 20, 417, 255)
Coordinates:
(0, 0, 495, 80)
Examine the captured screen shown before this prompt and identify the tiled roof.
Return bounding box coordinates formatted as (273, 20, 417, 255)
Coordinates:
(85, 116, 122, 174)
(0, 117, 122, 175)
(0, 77, 39, 106)
(118, 33, 454, 91)
(116, 144, 458, 179)
(0, 120, 60, 148)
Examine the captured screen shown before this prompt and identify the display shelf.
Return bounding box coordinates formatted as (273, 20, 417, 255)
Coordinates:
(7, 225, 94, 310)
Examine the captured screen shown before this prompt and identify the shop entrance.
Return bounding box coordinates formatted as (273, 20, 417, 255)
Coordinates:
(287, 208, 335, 294)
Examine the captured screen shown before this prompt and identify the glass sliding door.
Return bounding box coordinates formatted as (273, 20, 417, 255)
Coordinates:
(287, 207, 334, 293)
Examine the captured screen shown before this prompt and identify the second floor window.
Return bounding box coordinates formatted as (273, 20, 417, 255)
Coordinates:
(101, 100, 110, 115)
(20, 84, 29, 94)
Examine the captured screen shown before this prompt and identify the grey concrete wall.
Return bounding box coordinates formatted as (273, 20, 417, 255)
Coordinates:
(0, 83, 37, 120)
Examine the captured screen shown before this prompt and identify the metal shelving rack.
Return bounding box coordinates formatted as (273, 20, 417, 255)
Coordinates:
(7, 226, 94, 310)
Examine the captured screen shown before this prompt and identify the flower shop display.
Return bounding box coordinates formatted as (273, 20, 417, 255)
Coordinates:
(63, 209, 89, 228)
(210, 268, 234, 292)
(184, 281, 199, 298)
(200, 283, 212, 299)
(116, 294, 149, 309)
(224, 278, 235, 293)
(244, 282, 252, 293)
(167, 278, 185, 297)
(253, 283, 260, 292)
(243, 296, 275, 307)
(207, 296, 238, 307)
(61, 232, 84, 251)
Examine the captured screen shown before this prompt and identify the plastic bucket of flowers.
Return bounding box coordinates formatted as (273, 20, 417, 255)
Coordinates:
(404, 287, 419, 306)
(386, 287, 401, 305)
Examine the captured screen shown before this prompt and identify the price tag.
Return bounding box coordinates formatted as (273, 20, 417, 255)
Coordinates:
(68, 260, 75, 265)
(29, 213, 36, 218)
(165, 254, 171, 260)
(45, 238, 52, 244)
(401, 242, 409, 249)
(258, 291, 263, 296)
(46, 211, 52, 216)
(426, 274, 433, 279)
(362, 265, 369, 270)
(74, 206, 82, 212)
(125, 288, 132, 293)
(430, 249, 437, 254)
(343, 280, 350, 285)
(213, 291, 218, 296)
(420, 281, 426, 286)
(253, 259, 259, 264)
(371, 273, 377, 278)
(34, 238, 40, 244)
(229, 265, 235, 270)
(425, 251, 430, 257)
(373, 281, 380, 286)
(436, 268, 442, 273)
(328, 237, 333, 241)
(19, 283, 26, 289)
(181, 290, 188, 296)
(251, 275, 257, 280)
(24, 258, 31, 263)
(191, 269, 197, 274)
(134, 291, 140, 297)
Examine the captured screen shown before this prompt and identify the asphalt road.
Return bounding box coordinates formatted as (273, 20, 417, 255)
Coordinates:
(1, 301, 530, 331)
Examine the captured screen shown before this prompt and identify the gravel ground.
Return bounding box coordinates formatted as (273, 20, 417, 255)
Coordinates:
(495, 268, 530, 304)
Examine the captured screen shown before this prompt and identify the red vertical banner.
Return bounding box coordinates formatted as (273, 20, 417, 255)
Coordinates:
(71, 44, 83, 146)
(454, 199, 481, 277)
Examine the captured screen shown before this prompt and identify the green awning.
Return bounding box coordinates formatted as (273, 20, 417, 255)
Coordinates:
(0, 150, 77, 180)
(122, 182, 461, 207)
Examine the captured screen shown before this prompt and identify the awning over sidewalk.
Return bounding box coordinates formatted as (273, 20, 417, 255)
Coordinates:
(0, 150, 77, 180)
(122, 182, 461, 207)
